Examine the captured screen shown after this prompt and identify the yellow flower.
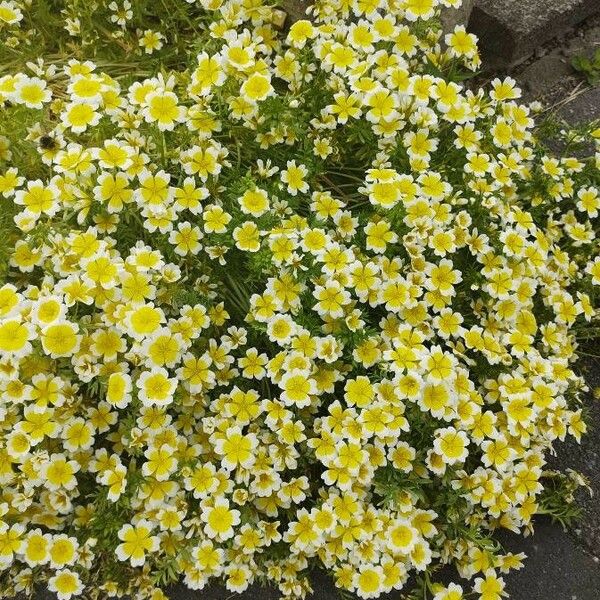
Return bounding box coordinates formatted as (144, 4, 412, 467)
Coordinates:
(182, 145, 221, 180)
(446, 26, 478, 58)
(233, 221, 261, 252)
(0, 1, 22, 24)
(367, 180, 401, 208)
(365, 88, 397, 123)
(15, 76, 51, 109)
(192, 539, 223, 573)
(104, 372, 132, 409)
(365, 219, 397, 253)
(136, 169, 172, 206)
(213, 426, 257, 471)
(101, 464, 127, 501)
(313, 281, 351, 318)
(344, 376, 374, 408)
(490, 77, 520, 102)
(62, 417, 95, 452)
(191, 52, 226, 95)
(126, 304, 164, 339)
(41, 322, 80, 358)
(14, 180, 58, 216)
(225, 387, 262, 424)
(0, 319, 32, 356)
(434, 427, 469, 464)
(281, 160, 308, 196)
(473, 570, 505, 600)
(201, 498, 240, 540)
(62, 102, 100, 133)
(48, 569, 83, 600)
(0, 167, 23, 198)
(240, 73, 273, 103)
(137, 368, 177, 406)
(143, 91, 185, 130)
(94, 173, 133, 212)
(239, 187, 269, 217)
(287, 20, 315, 48)
(433, 583, 464, 600)
(144, 328, 183, 367)
(203, 204, 232, 233)
(22, 529, 51, 567)
(184, 463, 218, 499)
(115, 521, 159, 566)
(280, 370, 317, 408)
(0, 523, 24, 562)
(386, 518, 419, 554)
(139, 30, 164, 54)
(403, 0, 436, 21)
(419, 382, 453, 419)
(42, 454, 80, 490)
(142, 444, 178, 480)
(354, 565, 384, 599)
(49, 535, 78, 568)
(178, 353, 215, 392)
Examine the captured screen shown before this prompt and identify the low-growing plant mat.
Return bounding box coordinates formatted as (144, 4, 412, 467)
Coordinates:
(0, 1, 599, 600)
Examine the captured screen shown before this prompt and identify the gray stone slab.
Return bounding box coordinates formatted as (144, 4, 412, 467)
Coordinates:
(469, 0, 600, 69)
(559, 85, 600, 124)
(497, 521, 600, 599)
(563, 20, 600, 58)
(441, 0, 475, 33)
(518, 53, 573, 97)
(545, 358, 600, 559)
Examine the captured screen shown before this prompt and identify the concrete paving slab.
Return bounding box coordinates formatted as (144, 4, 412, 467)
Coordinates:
(441, 0, 475, 34)
(559, 86, 600, 124)
(469, 0, 600, 69)
(497, 521, 600, 599)
(546, 358, 600, 559)
(518, 54, 573, 97)
(563, 19, 600, 59)
(512, 13, 600, 105)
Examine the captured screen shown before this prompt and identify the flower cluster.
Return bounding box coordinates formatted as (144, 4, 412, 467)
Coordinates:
(0, 1, 598, 600)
